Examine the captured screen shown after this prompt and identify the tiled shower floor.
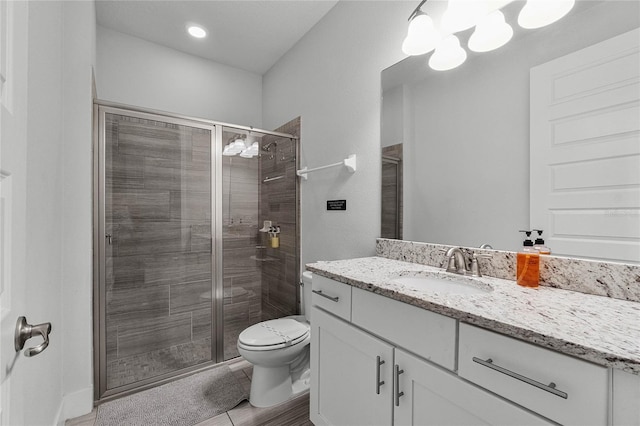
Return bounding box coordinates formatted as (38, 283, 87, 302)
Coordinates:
(107, 339, 213, 389)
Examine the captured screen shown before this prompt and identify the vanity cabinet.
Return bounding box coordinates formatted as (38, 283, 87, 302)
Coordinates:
(310, 277, 553, 425)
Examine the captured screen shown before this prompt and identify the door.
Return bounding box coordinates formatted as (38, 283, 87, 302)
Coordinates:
(310, 307, 393, 426)
(394, 349, 551, 426)
(1, 2, 30, 424)
(530, 27, 640, 262)
(96, 106, 218, 399)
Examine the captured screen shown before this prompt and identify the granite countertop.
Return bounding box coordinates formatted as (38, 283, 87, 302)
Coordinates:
(306, 256, 640, 375)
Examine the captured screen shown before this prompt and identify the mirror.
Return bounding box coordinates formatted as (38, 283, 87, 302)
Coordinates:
(381, 0, 640, 260)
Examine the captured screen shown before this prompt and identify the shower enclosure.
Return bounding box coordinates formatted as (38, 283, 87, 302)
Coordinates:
(93, 103, 300, 401)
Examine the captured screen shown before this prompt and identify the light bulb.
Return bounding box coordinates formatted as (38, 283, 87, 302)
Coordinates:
(429, 35, 467, 71)
(402, 13, 441, 56)
(442, 0, 487, 34)
(518, 0, 575, 29)
(187, 25, 207, 39)
(469, 10, 513, 52)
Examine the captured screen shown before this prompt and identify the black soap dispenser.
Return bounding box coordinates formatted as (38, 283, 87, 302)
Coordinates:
(532, 229, 551, 255)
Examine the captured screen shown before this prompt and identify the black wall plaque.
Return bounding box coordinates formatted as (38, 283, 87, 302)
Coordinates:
(327, 200, 347, 211)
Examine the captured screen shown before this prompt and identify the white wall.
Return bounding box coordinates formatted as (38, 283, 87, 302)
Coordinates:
(24, 2, 64, 423)
(401, 1, 640, 251)
(262, 1, 410, 267)
(96, 26, 262, 126)
(61, 1, 96, 421)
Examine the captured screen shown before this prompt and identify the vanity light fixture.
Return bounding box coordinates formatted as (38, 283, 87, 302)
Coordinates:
(240, 142, 260, 158)
(402, 11, 441, 56)
(441, 0, 487, 34)
(429, 35, 467, 71)
(518, 0, 575, 29)
(402, 0, 576, 71)
(223, 136, 261, 158)
(468, 10, 513, 53)
(187, 24, 207, 39)
(223, 136, 246, 156)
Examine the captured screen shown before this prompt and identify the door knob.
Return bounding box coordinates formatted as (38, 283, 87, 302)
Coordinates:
(14, 316, 52, 357)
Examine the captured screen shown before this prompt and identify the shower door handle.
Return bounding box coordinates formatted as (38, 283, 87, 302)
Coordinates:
(15, 316, 52, 357)
(105, 234, 112, 245)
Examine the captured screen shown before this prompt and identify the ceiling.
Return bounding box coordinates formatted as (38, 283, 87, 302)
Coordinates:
(95, 0, 339, 75)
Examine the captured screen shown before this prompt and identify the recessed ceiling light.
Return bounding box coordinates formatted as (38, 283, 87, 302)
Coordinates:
(187, 25, 207, 39)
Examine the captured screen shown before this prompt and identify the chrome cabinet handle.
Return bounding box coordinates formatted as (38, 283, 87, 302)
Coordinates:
(376, 356, 385, 394)
(395, 364, 405, 406)
(312, 289, 339, 302)
(15, 316, 52, 357)
(472, 357, 568, 399)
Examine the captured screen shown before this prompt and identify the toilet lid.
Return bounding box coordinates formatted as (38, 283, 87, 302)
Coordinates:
(238, 318, 309, 348)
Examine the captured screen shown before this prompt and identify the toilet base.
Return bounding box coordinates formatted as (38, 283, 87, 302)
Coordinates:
(291, 368, 311, 395)
(249, 364, 293, 408)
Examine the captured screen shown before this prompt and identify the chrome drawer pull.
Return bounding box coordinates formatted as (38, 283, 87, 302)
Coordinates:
(376, 356, 385, 395)
(395, 365, 405, 407)
(312, 289, 339, 302)
(472, 357, 568, 399)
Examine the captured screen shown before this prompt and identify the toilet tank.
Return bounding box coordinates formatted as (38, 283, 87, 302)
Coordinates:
(301, 271, 313, 322)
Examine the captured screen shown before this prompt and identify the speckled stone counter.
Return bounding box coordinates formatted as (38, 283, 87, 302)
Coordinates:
(306, 256, 640, 375)
(376, 238, 640, 302)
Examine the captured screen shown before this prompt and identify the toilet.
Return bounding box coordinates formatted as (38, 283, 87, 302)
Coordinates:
(237, 271, 313, 407)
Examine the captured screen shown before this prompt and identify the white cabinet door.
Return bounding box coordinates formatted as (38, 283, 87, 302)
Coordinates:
(612, 369, 640, 426)
(311, 306, 393, 426)
(394, 349, 552, 426)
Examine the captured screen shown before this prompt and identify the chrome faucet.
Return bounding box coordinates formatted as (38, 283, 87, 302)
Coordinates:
(442, 247, 469, 275)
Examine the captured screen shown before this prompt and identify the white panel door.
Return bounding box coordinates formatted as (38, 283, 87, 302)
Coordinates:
(530, 27, 640, 262)
(0, 2, 28, 425)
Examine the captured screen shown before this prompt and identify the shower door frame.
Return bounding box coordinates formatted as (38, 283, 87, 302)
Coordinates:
(93, 100, 298, 402)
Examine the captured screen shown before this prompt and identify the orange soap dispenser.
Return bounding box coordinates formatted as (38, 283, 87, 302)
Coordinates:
(517, 230, 539, 288)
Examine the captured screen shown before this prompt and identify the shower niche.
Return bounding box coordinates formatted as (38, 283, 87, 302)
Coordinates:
(94, 103, 300, 401)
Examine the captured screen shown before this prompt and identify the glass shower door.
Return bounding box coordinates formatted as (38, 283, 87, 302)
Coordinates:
(99, 108, 216, 397)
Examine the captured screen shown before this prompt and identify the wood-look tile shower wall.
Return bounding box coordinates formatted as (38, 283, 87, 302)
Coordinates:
(259, 117, 301, 320)
(103, 113, 301, 379)
(104, 114, 213, 389)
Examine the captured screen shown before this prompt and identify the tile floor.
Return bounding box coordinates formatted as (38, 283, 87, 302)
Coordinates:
(66, 359, 312, 426)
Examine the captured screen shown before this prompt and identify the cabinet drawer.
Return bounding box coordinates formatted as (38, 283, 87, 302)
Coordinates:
(351, 287, 456, 371)
(311, 275, 352, 321)
(395, 348, 552, 426)
(458, 323, 608, 426)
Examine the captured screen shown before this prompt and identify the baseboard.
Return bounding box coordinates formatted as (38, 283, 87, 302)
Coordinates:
(55, 386, 93, 425)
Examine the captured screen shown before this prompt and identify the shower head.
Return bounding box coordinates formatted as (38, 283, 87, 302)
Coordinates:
(262, 141, 278, 151)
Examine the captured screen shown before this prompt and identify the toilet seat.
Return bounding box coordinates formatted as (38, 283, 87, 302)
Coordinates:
(238, 318, 310, 351)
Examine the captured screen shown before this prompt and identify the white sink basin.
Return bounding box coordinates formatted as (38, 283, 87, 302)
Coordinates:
(391, 275, 492, 295)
